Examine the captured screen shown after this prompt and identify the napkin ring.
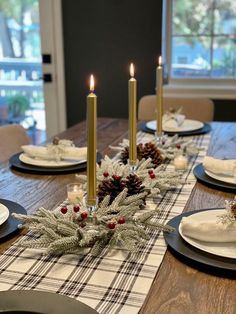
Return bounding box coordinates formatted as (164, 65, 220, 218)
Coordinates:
(218, 197, 236, 224)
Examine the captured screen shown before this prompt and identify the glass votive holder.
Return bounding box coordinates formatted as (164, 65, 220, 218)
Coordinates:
(128, 159, 138, 173)
(155, 131, 164, 145)
(67, 183, 84, 204)
(173, 154, 188, 171)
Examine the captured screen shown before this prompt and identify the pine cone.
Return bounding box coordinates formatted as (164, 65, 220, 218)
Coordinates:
(120, 143, 163, 167)
(120, 147, 129, 165)
(231, 203, 236, 219)
(97, 174, 146, 205)
(125, 173, 145, 196)
(97, 175, 125, 204)
(141, 143, 163, 167)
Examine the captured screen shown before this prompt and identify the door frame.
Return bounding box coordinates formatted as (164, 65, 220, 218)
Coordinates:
(39, 0, 66, 139)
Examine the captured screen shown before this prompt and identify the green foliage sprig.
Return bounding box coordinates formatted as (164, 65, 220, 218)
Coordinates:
(77, 155, 182, 201)
(13, 189, 174, 257)
(110, 137, 199, 161)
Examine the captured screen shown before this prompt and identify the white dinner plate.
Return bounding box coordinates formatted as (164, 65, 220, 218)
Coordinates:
(179, 209, 236, 259)
(205, 170, 236, 185)
(19, 153, 86, 168)
(146, 119, 204, 132)
(0, 203, 9, 226)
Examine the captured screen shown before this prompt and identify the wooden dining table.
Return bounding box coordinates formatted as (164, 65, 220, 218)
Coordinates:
(0, 117, 235, 314)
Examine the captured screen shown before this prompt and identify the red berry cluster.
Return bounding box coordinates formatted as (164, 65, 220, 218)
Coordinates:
(107, 222, 116, 229)
(118, 217, 125, 224)
(60, 205, 88, 221)
(112, 175, 121, 181)
(80, 211, 88, 220)
(148, 169, 156, 179)
(103, 171, 109, 177)
(73, 205, 80, 212)
(60, 206, 68, 214)
(61, 205, 81, 214)
(176, 144, 181, 149)
(107, 216, 125, 229)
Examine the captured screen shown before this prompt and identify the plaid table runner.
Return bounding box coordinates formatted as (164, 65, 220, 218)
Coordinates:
(0, 131, 211, 314)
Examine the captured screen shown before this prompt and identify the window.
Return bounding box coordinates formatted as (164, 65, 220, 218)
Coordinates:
(163, 0, 236, 99)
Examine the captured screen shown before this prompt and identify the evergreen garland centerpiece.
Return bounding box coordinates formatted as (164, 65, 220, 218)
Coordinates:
(13, 189, 174, 257)
(77, 155, 182, 203)
(110, 136, 199, 162)
(158, 134, 200, 160)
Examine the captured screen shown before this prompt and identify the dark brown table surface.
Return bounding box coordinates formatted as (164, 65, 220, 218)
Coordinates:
(0, 118, 236, 314)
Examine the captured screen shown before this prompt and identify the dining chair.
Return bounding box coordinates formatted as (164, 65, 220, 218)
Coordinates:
(0, 124, 30, 163)
(138, 95, 215, 121)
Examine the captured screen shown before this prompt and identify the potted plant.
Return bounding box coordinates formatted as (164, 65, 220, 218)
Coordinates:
(0, 96, 8, 120)
(7, 94, 30, 118)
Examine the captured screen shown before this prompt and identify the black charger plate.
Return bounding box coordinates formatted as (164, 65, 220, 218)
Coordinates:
(163, 209, 236, 273)
(0, 199, 27, 241)
(140, 122, 211, 136)
(9, 152, 103, 175)
(0, 290, 97, 314)
(193, 163, 236, 192)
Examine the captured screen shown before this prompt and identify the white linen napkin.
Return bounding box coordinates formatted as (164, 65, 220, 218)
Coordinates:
(181, 214, 236, 242)
(22, 140, 87, 161)
(162, 112, 185, 129)
(203, 156, 236, 177)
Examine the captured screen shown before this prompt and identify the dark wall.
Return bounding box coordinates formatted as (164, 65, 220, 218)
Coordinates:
(213, 99, 236, 121)
(62, 0, 162, 127)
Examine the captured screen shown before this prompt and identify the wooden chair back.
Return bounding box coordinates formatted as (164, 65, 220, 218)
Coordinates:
(0, 124, 30, 163)
(138, 95, 214, 121)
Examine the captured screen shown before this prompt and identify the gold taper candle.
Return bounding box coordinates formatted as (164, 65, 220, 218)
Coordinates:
(128, 63, 137, 164)
(87, 74, 97, 206)
(156, 56, 163, 135)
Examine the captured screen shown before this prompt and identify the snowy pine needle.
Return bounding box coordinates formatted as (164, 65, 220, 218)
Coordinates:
(12, 189, 173, 257)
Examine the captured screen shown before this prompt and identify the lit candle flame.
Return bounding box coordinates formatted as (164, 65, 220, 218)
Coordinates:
(130, 63, 135, 77)
(90, 74, 95, 92)
(158, 56, 162, 66)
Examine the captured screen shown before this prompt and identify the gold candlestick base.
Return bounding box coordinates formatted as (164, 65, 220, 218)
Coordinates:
(155, 131, 164, 145)
(86, 197, 98, 214)
(128, 159, 138, 173)
(84, 198, 98, 229)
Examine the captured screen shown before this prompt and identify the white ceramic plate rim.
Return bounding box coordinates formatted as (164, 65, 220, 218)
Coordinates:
(19, 153, 86, 168)
(0, 203, 9, 225)
(179, 209, 236, 259)
(205, 169, 236, 185)
(146, 119, 204, 132)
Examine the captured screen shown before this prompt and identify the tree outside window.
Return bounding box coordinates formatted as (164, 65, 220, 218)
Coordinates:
(170, 0, 236, 78)
(0, 0, 40, 59)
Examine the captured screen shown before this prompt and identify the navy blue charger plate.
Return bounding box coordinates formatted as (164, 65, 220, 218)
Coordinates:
(0, 198, 27, 241)
(9, 152, 103, 175)
(140, 122, 211, 136)
(0, 290, 98, 314)
(164, 209, 236, 274)
(193, 163, 236, 192)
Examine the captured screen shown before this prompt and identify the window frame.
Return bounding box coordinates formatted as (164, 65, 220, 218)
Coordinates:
(162, 0, 236, 99)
